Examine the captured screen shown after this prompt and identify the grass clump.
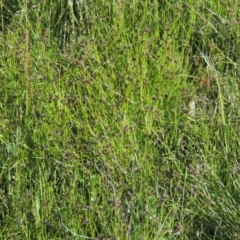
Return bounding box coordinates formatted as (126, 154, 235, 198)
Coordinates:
(1, 0, 240, 239)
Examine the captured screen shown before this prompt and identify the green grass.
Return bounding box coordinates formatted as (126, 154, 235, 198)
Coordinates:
(1, 0, 240, 239)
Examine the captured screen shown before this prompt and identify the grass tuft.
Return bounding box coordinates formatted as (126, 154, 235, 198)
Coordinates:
(1, 0, 240, 239)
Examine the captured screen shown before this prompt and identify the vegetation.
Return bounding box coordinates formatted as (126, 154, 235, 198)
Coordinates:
(1, 0, 240, 239)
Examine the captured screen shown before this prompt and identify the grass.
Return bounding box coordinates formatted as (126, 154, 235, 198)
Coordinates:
(1, 0, 240, 239)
